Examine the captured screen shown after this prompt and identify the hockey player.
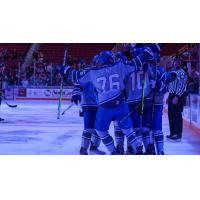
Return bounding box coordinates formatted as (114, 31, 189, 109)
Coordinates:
(150, 55, 177, 154)
(112, 51, 129, 155)
(126, 57, 155, 154)
(114, 46, 156, 155)
(71, 56, 105, 155)
(61, 44, 161, 155)
(112, 50, 135, 154)
(71, 83, 105, 155)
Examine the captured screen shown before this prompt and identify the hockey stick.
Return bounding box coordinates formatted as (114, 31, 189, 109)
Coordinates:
(1, 95, 18, 108)
(139, 66, 146, 131)
(150, 64, 157, 129)
(149, 63, 158, 148)
(4, 100, 17, 108)
(62, 103, 74, 115)
(57, 78, 63, 119)
(119, 102, 141, 124)
(57, 45, 68, 119)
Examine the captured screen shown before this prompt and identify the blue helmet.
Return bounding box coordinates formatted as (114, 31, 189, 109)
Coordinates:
(114, 51, 128, 63)
(92, 54, 101, 66)
(134, 43, 146, 48)
(99, 50, 114, 65)
(130, 47, 144, 59)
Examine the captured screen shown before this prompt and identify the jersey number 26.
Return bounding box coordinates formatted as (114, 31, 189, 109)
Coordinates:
(97, 74, 120, 91)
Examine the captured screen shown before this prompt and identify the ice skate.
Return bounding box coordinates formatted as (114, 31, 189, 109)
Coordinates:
(125, 146, 135, 155)
(111, 149, 121, 155)
(135, 146, 143, 155)
(79, 147, 88, 155)
(116, 144, 124, 155)
(89, 143, 105, 155)
(168, 135, 182, 142)
(158, 151, 164, 155)
(145, 144, 156, 155)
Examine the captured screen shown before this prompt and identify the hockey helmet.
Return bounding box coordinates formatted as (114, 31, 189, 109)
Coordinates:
(99, 50, 114, 65)
(114, 51, 128, 63)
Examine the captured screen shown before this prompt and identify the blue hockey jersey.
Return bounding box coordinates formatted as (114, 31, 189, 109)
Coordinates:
(72, 83, 98, 107)
(67, 58, 146, 107)
(150, 65, 177, 104)
(125, 62, 153, 104)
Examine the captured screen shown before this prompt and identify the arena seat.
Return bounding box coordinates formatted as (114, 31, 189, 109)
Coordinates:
(0, 43, 31, 67)
(38, 43, 115, 64)
(161, 43, 188, 56)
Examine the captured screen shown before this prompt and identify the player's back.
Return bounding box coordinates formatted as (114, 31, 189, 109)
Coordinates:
(89, 62, 127, 106)
(125, 63, 152, 104)
(81, 82, 98, 107)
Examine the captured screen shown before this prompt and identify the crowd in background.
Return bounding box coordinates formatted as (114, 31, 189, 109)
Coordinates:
(187, 63, 200, 94)
(0, 47, 22, 60)
(0, 47, 23, 87)
(1, 47, 87, 88)
(0, 45, 200, 94)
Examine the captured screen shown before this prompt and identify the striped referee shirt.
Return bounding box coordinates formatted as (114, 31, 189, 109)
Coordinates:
(168, 68, 188, 97)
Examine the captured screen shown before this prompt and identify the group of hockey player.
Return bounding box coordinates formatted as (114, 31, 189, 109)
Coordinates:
(61, 43, 178, 155)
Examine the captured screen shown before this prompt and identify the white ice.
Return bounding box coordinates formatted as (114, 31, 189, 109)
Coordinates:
(0, 100, 200, 155)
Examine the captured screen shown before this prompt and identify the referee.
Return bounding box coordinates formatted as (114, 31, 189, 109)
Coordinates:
(166, 56, 188, 142)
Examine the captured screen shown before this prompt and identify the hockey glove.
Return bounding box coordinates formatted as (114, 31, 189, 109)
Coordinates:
(60, 65, 72, 78)
(71, 94, 81, 105)
(148, 44, 161, 54)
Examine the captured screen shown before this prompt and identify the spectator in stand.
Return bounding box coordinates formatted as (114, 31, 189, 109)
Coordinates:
(46, 62, 52, 73)
(3, 48, 9, 59)
(11, 48, 18, 59)
(68, 55, 74, 66)
(25, 65, 32, 79)
(22, 77, 29, 87)
(188, 64, 199, 94)
(53, 73, 61, 86)
(46, 62, 53, 86)
(32, 51, 38, 62)
(40, 72, 47, 86)
(77, 58, 87, 69)
(38, 51, 44, 63)
(0, 48, 4, 60)
(29, 74, 35, 86)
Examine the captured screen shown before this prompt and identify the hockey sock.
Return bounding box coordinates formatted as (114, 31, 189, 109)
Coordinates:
(114, 126, 125, 147)
(149, 131, 155, 145)
(126, 129, 141, 153)
(154, 130, 164, 154)
(142, 127, 151, 149)
(96, 131, 115, 153)
(135, 128, 143, 144)
(121, 128, 142, 151)
(81, 129, 92, 149)
(91, 130, 101, 147)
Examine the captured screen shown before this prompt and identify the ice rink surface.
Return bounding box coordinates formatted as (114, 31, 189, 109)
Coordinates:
(0, 100, 200, 155)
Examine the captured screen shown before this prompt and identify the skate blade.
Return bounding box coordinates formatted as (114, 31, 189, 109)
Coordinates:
(89, 150, 106, 155)
(167, 138, 182, 143)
